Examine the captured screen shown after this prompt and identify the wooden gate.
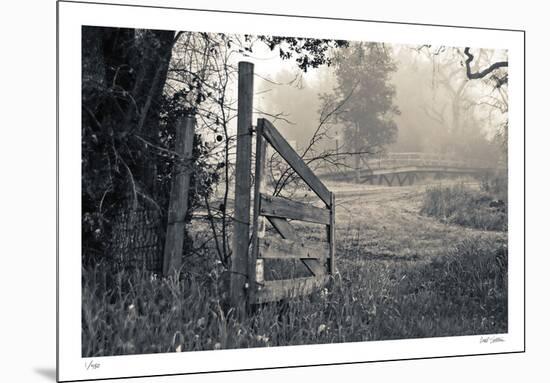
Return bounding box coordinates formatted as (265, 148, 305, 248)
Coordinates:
(250, 119, 336, 304)
(230, 62, 336, 314)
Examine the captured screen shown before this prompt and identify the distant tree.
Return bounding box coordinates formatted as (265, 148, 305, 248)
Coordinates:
(324, 42, 400, 163)
(432, 52, 469, 138)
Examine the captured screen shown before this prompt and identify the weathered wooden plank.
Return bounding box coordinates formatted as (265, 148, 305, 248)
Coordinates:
(260, 118, 331, 206)
(254, 275, 330, 303)
(255, 259, 264, 284)
(162, 115, 195, 276)
(266, 216, 296, 240)
(265, 216, 327, 277)
(230, 61, 254, 317)
(249, 118, 267, 303)
(301, 259, 327, 277)
(258, 237, 329, 260)
(260, 193, 330, 225)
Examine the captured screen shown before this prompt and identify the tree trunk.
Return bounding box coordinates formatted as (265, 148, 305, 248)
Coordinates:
(82, 26, 177, 269)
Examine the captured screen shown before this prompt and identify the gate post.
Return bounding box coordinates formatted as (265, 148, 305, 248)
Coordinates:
(247, 118, 268, 308)
(230, 62, 255, 317)
(162, 113, 196, 276)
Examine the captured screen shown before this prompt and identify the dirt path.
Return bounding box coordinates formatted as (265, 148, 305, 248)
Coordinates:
(328, 181, 507, 263)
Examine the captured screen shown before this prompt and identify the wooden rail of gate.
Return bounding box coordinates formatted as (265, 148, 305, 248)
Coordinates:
(251, 119, 336, 305)
(230, 62, 336, 315)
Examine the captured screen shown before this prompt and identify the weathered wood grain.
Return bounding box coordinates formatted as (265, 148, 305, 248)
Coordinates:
(258, 237, 329, 260)
(264, 217, 327, 277)
(255, 259, 264, 284)
(301, 259, 327, 277)
(266, 216, 296, 240)
(230, 61, 254, 316)
(249, 118, 267, 303)
(254, 275, 330, 303)
(162, 115, 195, 276)
(260, 193, 330, 225)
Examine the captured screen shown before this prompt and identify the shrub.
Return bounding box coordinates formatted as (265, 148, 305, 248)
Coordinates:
(481, 172, 508, 203)
(421, 183, 507, 231)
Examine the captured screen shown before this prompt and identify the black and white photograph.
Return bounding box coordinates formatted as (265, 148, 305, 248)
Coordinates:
(54, 1, 526, 381)
(81, 26, 510, 355)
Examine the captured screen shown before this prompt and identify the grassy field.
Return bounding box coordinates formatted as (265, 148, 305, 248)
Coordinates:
(82, 178, 508, 356)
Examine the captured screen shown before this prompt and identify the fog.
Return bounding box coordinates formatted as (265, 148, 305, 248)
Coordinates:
(254, 42, 508, 165)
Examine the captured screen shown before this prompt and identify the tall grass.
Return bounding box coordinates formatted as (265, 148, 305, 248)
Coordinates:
(481, 172, 508, 203)
(82, 235, 507, 356)
(421, 182, 507, 231)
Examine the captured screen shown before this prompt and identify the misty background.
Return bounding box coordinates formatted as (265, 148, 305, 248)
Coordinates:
(250, 43, 507, 166)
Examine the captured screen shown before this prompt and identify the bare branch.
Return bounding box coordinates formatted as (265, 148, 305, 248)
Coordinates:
(464, 47, 508, 80)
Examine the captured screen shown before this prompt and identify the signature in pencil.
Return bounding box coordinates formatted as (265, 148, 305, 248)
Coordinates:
(480, 336, 505, 344)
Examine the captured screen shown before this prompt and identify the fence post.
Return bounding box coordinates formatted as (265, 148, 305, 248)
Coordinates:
(231, 61, 254, 317)
(162, 113, 196, 276)
(249, 119, 267, 307)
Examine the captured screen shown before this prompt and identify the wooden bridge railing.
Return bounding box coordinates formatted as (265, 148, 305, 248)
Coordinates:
(316, 151, 499, 186)
(361, 152, 488, 170)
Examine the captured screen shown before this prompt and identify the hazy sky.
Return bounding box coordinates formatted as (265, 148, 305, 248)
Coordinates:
(191, 36, 508, 160)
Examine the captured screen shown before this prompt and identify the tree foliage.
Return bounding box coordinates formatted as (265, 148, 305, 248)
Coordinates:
(253, 35, 348, 72)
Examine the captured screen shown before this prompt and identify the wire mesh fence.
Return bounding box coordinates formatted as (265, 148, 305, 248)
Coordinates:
(110, 207, 164, 272)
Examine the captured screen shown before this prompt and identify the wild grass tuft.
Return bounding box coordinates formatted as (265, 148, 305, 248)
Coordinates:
(421, 182, 507, 231)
